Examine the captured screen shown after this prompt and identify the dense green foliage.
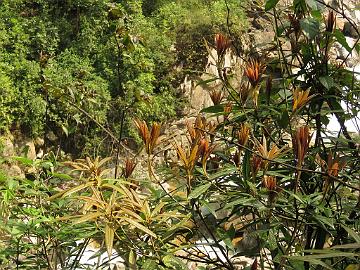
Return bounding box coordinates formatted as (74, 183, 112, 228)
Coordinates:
(0, 0, 247, 156)
(0, 155, 97, 269)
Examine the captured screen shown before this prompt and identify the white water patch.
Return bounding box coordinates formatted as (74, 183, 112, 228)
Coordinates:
(325, 59, 360, 138)
(326, 100, 359, 134)
(60, 241, 125, 270)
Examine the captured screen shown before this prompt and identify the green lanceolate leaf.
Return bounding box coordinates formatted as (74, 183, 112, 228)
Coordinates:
(333, 29, 352, 52)
(122, 217, 157, 238)
(195, 77, 218, 87)
(51, 172, 72, 180)
(142, 259, 158, 269)
(73, 212, 102, 224)
(300, 17, 320, 39)
(345, 265, 360, 270)
(341, 224, 360, 243)
(12, 156, 33, 166)
(319, 76, 334, 90)
(162, 255, 188, 270)
(129, 250, 137, 270)
(265, 0, 280, 11)
(188, 182, 212, 200)
(278, 109, 290, 129)
(285, 255, 334, 269)
(242, 149, 251, 182)
(200, 104, 224, 113)
(105, 223, 115, 258)
(305, 0, 318, 10)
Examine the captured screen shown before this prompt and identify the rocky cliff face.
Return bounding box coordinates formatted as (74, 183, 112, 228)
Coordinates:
(180, 0, 359, 134)
(179, 47, 242, 114)
(0, 134, 44, 178)
(181, 0, 358, 109)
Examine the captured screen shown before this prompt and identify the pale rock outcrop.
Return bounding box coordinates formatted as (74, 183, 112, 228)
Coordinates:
(1, 137, 15, 158)
(7, 165, 25, 179)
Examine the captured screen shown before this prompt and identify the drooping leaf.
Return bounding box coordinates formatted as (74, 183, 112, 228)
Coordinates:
(303, 249, 359, 257)
(51, 172, 72, 180)
(151, 201, 165, 218)
(333, 29, 352, 52)
(200, 104, 224, 113)
(341, 224, 360, 243)
(77, 195, 105, 209)
(142, 259, 158, 270)
(122, 217, 157, 238)
(285, 255, 334, 269)
(331, 243, 360, 249)
(129, 250, 137, 270)
(224, 195, 257, 209)
(319, 76, 334, 90)
(242, 149, 251, 182)
(313, 214, 335, 229)
(188, 182, 212, 200)
(283, 190, 305, 204)
(12, 156, 33, 166)
(98, 156, 113, 167)
(61, 125, 69, 137)
(48, 190, 67, 201)
(120, 208, 144, 221)
(200, 200, 218, 219)
(278, 109, 290, 129)
(300, 17, 320, 39)
(217, 228, 234, 252)
(321, 115, 330, 126)
(163, 255, 188, 270)
(305, 0, 318, 10)
(73, 212, 102, 224)
(195, 77, 218, 87)
(62, 182, 93, 198)
(265, 0, 280, 11)
(105, 223, 115, 258)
